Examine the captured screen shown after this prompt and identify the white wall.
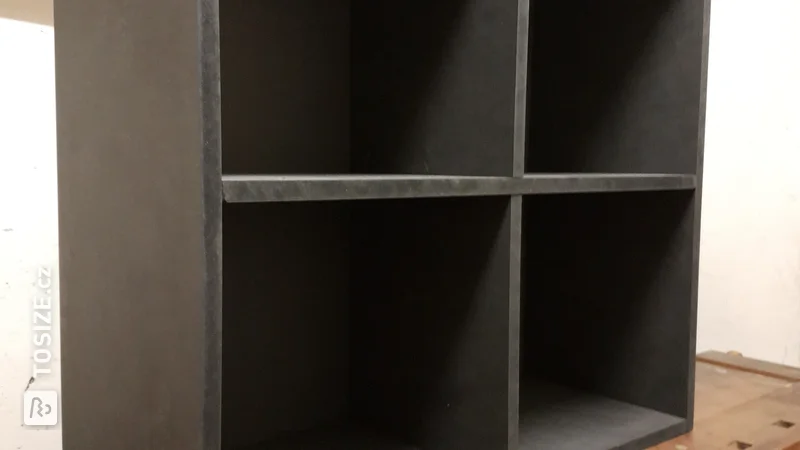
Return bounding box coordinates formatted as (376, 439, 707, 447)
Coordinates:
(0, 10, 61, 450)
(696, 0, 800, 367)
(0, 0, 799, 448)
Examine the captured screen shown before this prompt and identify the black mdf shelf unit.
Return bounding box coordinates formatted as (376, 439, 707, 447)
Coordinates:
(54, 0, 709, 449)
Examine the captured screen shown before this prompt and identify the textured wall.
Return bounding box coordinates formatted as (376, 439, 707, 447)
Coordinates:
(0, 14, 62, 450)
(697, 0, 800, 367)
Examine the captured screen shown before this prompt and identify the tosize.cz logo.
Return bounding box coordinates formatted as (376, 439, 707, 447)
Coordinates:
(23, 390, 58, 426)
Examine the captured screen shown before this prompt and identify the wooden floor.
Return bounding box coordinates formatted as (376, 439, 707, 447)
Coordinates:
(651, 351, 800, 450)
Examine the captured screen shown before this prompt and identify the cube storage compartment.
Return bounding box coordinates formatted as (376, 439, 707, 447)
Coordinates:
(220, 0, 520, 177)
(520, 191, 697, 449)
(222, 198, 514, 450)
(55, 0, 710, 448)
(526, 0, 706, 175)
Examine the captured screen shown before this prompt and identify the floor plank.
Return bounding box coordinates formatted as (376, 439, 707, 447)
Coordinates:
(652, 352, 800, 450)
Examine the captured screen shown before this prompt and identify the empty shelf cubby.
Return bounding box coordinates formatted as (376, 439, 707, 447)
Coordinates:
(519, 190, 697, 449)
(220, 0, 521, 177)
(222, 197, 515, 449)
(525, 0, 706, 175)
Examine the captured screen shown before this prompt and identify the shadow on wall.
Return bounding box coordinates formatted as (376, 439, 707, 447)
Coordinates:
(0, 0, 52, 26)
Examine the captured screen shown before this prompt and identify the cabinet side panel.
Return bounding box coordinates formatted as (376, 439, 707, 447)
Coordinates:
(54, 0, 218, 448)
(686, 0, 711, 427)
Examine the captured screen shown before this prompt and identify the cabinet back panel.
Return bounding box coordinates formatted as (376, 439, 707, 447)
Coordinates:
(220, 0, 351, 174)
(351, 0, 520, 176)
(351, 197, 515, 450)
(222, 202, 351, 448)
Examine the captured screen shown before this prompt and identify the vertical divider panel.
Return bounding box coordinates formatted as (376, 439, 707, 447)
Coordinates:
(507, 196, 524, 450)
(513, 0, 532, 178)
(511, 0, 531, 448)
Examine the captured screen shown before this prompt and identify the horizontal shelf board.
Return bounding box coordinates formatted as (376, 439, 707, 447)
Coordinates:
(222, 173, 696, 203)
(233, 423, 416, 450)
(222, 174, 509, 202)
(519, 380, 686, 450)
(520, 173, 696, 194)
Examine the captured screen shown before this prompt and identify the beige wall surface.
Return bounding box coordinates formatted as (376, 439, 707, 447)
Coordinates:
(0, 0, 52, 26)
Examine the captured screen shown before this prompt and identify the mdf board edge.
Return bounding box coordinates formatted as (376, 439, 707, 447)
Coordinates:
(200, 0, 224, 448)
(684, 0, 712, 430)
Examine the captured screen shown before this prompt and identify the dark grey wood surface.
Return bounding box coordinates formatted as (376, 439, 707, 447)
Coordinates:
(234, 422, 418, 450)
(54, 0, 221, 449)
(221, 202, 350, 448)
(522, 191, 697, 419)
(526, 0, 706, 175)
(221, 174, 696, 203)
(519, 380, 686, 450)
(349, 198, 515, 450)
(219, 0, 351, 175)
(350, 0, 521, 176)
(220, 0, 521, 177)
(55, 0, 709, 448)
(686, 0, 713, 427)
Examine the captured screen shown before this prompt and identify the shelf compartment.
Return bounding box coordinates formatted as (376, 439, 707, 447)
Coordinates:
(519, 380, 685, 450)
(220, 0, 522, 176)
(221, 197, 514, 450)
(221, 173, 695, 203)
(520, 190, 697, 449)
(525, 0, 706, 174)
